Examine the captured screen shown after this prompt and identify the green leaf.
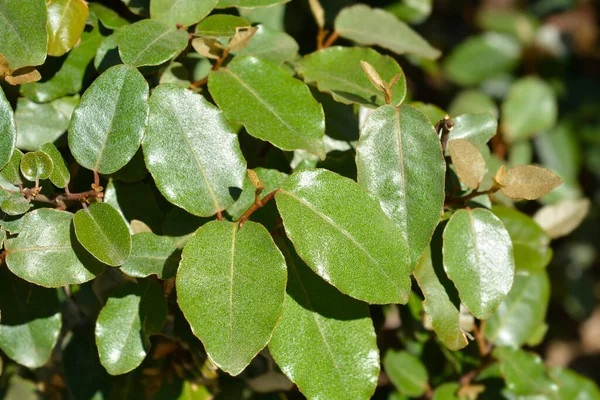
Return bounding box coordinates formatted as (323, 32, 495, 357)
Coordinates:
(0, 87, 16, 170)
(195, 14, 250, 37)
(120, 0, 149, 16)
(414, 224, 468, 350)
(485, 271, 550, 347)
(159, 61, 191, 88)
(0, 149, 23, 185)
(5, 208, 105, 286)
(40, 143, 70, 188)
(120, 232, 179, 279)
(151, 0, 216, 28)
(69, 64, 149, 174)
(449, 113, 498, 146)
(47, 0, 89, 57)
(74, 202, 132, 266)
(0, 268, 61, 368)
(0, 192, 30, 216)
(275, 169, 412, 304)
(494, 347, 558, 396)
(476, 9, 538, 45)
(334, 5, 440, 60)
(501, 77, 558, 142)
(443, 208, 515, 319)
(239, 4, 285, 31)
(227, 168, 287, 220)
(269, 238, 379, 400)
(95, 32, 122, 73)
(444, 33, 521, 86)
(432, 383, 460, 400)
(96, 280, 167, 375)
(384, 350, 429, 397)
(449, 90, 498, 118)
(20, 150, 53, 181)
(233, 25, 299, 65)
(118, 19, 189, 67)
(411, 102, 446, 124)
(298, 47, 407, 107)
(143, 84, 246, 217)
(21, 20, 104, 103)
(217, 0, 291, 8)
(492, 206, 551, 272)
(356, 104, 445, 264)
(549, 367, 600, 400)
(14, 96, 78, 151)
(177, 220, 287, 375)
(0, 0, 47, 69)
(209, 56, 325, 158)
(89, 2, 130, 29)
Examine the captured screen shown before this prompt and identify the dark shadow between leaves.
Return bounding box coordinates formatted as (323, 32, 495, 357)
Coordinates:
(430, 221, 462, 309)
(228, 186, 243, 202)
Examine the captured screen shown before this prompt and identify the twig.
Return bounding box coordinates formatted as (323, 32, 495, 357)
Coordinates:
(445, 188, 498, 207)
(190, 48, 230, 88)
(236, 189, 279, 228)
(322, 31, 339, 49)
(459, 356, 494, 387)
(435, 115, 454, 153)
(472, 321, 489, 357)
(316, 29, 328, 50)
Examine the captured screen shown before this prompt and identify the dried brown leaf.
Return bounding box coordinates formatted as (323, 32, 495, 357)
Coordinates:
(498, 164, 562, 200)
(191, 37, 223, 60)
(448, 139, 486, 190)
(4, 67, 41, 85)
(309, 0, 325, 29)
(228, 26, 258, 52)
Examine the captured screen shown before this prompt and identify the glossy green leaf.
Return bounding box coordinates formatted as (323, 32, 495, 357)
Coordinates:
(477, 9, 538, 45)
(0, 149, 23, 185)
(239, 4, 285, 30)
(143, 84, 246, 217)
(384, 350, 429, 397)
(40, 143, 70, 188)
(0, 0, 47, 69)
(96, 280, 167, 375)
(0, 87, 16, 170)
(14, 96, 78, 151)
(217, 0, 290, 8)
(449, 113, 498, 146)
(0, 268, 61, 368)
(151, 0, 216, 28)
(5, 208, 105, 286)
(444, 33, 521, 86)
(118, 19, 189, 67)
(74, 202, 132, 266)
(0, 192, 30, 216)
(411, 102, 446, 124)
(195, 14, 250, 37)
(492, 206, 551, 272)
(159, 61, 190, 88)
(494, 347, 558, 396)
(275, 169, 412, 304)
(356, 104, 445, 264)
(449, 90, 498, 118)
(386, 0, 432, 24)
(414, 224, 468, 350)
(298, 47, 407, 107)
(89, 2, 129, 29)
(443, 208, 515, 319)
(485, 271, 550, 347)
(550, 367, 600, 400)
(47, 0, 89, 57)
(69, 64, 149, 174)
(269, 238, 379, 400)
(21, 21, 104, 103)
(227, 168, 287, 219)
(432, 383, 460, 400)
(209, 56, 325, 158)
(20, 150, 53, 181)
(177, 220, 287, 375)
(335, 5, 440, 59)
(501, 77, 558, 142)
(95, 32, 122, 73)
(233, 25, 298, 65)
(120, 232, 179, 279)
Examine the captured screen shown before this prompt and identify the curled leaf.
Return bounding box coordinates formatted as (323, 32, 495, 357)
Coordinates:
(448, 139, 486, 190)
(497, 165, 562, 200)
(360, 60, 386, 93)
(4, 67, 41, 86)
(191, 37, 224, 60)
(228, 26, 259, 52)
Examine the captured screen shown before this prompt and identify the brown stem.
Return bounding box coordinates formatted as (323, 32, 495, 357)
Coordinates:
(472, 321, 489, 357)
(316, 28, 328, 50)
(93, 170, 100, 187)
(236, 189, 279, 228)
(322, 31, 339, 49)
(435, 115, 454, 153)
(190, 48, 230, 88)
(445, 187, 498, 207)
(459, 356, 494, 387)
(216, 209, 223, 222)
(190, 76, 208, 89)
